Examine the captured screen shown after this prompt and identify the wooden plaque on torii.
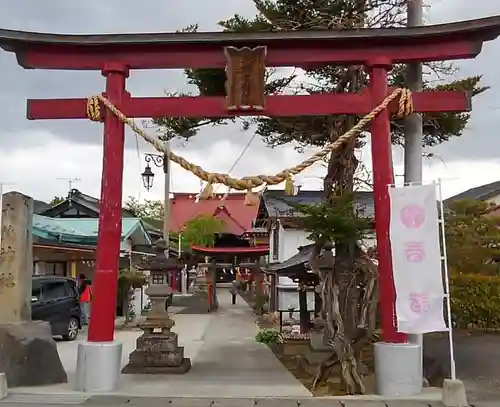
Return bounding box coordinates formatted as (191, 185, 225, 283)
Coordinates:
(225, 46, 267, 111)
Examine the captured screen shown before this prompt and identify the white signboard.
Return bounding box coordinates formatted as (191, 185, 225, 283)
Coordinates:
(389, 184, 447, 334)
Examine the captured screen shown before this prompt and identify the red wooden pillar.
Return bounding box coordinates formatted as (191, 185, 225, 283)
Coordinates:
(171, 270, 178, 292)
(88, 63, 129, 342)
(368, 58, 408, 343)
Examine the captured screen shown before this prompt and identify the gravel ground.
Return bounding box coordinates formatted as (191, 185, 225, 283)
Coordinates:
(424, 331, 500, 402)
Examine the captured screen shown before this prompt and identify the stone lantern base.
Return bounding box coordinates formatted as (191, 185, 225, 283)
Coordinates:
(122, 318, 191, 374)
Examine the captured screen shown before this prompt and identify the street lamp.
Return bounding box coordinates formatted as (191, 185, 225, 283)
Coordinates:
(141, 165, 155, 191)
(141, 153, 165, 191)
(141, 151, 171, 250)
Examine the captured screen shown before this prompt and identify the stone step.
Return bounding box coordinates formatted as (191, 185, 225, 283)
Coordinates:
(0, 393, 90, 404)
(1, 395, 444, 407)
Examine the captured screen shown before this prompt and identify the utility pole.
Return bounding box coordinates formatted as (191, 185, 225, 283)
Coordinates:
(404, 0, 424, 369)
(163, 142, 171, 257)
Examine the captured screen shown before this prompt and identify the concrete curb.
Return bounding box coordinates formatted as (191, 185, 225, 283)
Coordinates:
(0, 373, 7, 400)
(442, 379, 468, 407)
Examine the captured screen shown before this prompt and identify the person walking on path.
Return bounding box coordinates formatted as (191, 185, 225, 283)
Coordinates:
(79, 276, 93, 325)
(230, 279, 239, 305)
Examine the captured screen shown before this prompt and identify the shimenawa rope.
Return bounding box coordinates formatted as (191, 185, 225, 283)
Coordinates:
(86, 88, 413, 196)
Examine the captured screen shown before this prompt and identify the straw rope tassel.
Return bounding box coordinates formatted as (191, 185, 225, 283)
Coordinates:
(200, 175, 215, 200)
(284, 174, 295, 196)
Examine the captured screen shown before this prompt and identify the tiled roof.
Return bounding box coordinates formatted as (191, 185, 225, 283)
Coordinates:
(33, 199, 51, 214)
(170, 193, 260, 235)
(39, 189, 135, 218)
(32, 215, 150, 249)
(444, 180, 500, 204)
(262, 189, 374, 218)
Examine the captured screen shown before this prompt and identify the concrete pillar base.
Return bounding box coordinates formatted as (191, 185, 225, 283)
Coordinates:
(442, 379, 468, 407)
(374, 341, 422, 396)
(75, 341, 122, 392)
(0, 373, 7, 399)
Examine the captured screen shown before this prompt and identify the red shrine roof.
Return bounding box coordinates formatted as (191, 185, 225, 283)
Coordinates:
(170, 193, 260, 236)
(191, 245, 269, 255)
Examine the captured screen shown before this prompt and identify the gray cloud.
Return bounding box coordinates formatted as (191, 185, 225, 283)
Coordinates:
(1, 0, 500, 163)
(0, 0, 256, 151)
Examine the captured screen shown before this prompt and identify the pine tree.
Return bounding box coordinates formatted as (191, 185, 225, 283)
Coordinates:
(153, 0, 486, 393)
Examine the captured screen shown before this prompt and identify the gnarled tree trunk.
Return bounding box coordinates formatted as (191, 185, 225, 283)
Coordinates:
(311, 61, 379, 394)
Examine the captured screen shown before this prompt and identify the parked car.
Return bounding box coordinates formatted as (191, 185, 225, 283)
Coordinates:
(31, 276, 82, 341)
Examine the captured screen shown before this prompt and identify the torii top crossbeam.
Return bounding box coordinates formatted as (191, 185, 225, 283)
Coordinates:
(1, 16, 500, 70)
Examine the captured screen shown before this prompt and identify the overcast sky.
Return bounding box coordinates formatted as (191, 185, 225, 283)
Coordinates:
(0, 0, 499, 203)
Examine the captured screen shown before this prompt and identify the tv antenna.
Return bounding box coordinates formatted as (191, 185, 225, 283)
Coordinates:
(57, 177, 81, 191)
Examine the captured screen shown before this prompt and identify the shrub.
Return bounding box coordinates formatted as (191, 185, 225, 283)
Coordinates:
(255, 328, 283, 345)
(450, 274, 500, 329)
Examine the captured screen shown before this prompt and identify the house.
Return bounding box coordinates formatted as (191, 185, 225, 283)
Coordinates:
(256, 189, 376, 314)
(259, 189, 376, 264)
(39, 188, 166, 245)
(444, 180, 500, 205)
(39, 189, 136, 219)
(32, 214, 155, 317)
(32, 215, 152, 279)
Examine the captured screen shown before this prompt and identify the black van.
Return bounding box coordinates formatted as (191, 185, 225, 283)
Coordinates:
(31, 276, 82, 341)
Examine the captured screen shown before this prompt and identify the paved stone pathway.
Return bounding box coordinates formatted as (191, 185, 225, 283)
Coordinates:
(163, 290, 312, 397)
(7, 290, 310, 398)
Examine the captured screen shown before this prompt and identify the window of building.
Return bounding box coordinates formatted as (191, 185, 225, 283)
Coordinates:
(33, 262, 67, 276)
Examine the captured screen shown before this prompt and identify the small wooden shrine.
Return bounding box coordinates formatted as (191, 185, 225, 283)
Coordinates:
(265, 244, 334, 334)
(192, 234, 269, 311)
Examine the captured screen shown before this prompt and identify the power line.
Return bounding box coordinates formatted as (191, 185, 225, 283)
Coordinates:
(213, 132, 258, 195)
(184, 131, 259, 221)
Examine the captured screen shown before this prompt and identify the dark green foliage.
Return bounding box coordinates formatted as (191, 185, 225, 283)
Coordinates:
(282, 194, 373, 244)
(451, 274, 500, 329)
(151, 1, 487, 282)
(255, 327, 283, 344)
(49, 196, 65, 206)
(445, 199, 500, 276)
(154, 1, 486, 154)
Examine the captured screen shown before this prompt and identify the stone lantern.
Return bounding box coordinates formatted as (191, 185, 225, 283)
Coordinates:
(122, 239, 191, 374)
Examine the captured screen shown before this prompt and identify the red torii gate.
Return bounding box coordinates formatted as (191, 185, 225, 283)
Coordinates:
(1, 17, 499, 347)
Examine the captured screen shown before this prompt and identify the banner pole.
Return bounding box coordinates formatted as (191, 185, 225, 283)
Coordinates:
(437, 179, 457, 381)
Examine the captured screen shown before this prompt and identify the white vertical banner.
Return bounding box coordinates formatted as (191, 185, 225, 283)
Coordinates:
(389, 183, 447, 334)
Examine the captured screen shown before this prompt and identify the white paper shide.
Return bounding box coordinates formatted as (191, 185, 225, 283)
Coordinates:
(389, 184, 447, 334)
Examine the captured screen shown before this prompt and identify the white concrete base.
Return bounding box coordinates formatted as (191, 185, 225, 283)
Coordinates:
(0, 373, 6, 399)
(374, 341, 422, 397)
(442, 379, 468, 407)
(75, 341, 122, 392)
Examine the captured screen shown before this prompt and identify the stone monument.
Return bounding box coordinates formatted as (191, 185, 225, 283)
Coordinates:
(0, 192, 67, 387)
(122, 239, 191, 374)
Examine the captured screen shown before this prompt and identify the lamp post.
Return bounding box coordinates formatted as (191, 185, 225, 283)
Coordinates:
(141, 150, 170, 255)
